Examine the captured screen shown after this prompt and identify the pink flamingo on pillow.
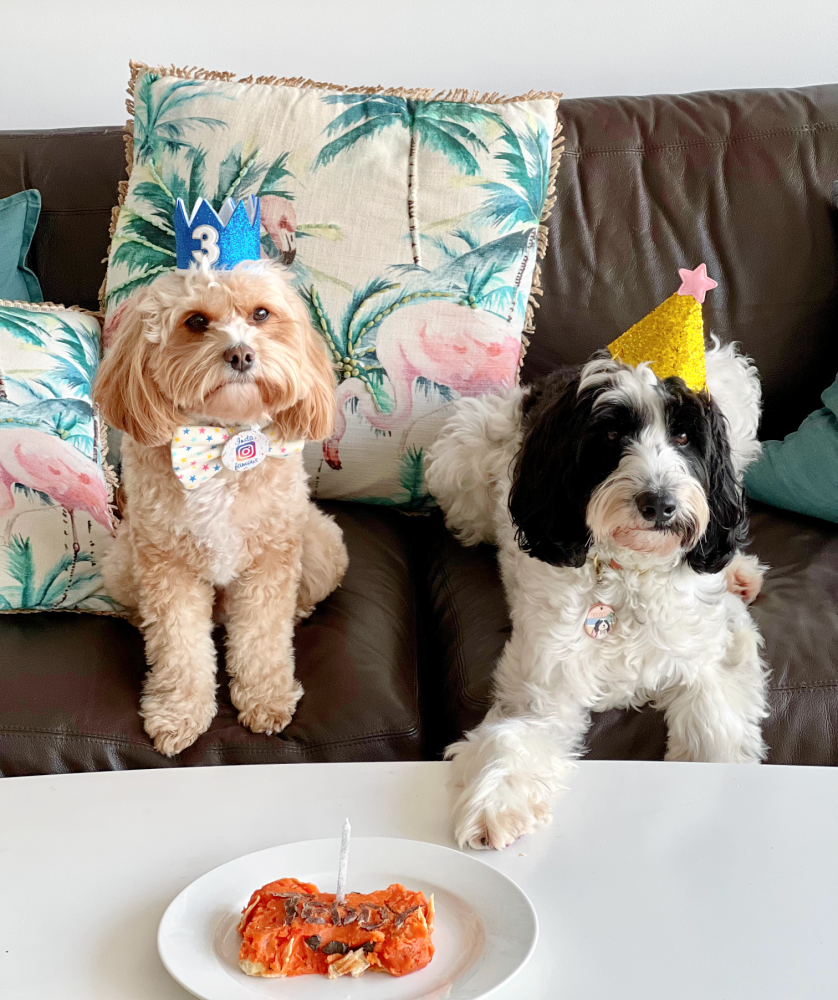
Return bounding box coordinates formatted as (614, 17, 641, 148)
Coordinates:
(1, 425, 112, 605)
(1, 425, 112, 535)
(323, 300, 521, 469)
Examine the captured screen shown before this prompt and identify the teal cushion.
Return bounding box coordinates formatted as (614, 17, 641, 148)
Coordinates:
(744, 373, 838, 523)
(0, 190, 42, 302)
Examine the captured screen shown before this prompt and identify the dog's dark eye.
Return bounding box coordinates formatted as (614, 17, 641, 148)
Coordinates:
(605, 429, 619, 442)
(252, 307, 270, 323)
(673, 431, 689, 446)
(185, 313, 209, 332)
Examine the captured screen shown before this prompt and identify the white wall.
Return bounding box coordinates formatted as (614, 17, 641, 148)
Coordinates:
(2, 0, 836, 130)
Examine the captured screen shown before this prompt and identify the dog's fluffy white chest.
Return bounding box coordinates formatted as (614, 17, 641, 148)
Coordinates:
(182, 475, 243, 585)
(505, 540, 748, 711)
(589, 566, 731, 694)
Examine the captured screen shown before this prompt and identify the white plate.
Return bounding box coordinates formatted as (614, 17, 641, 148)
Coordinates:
(158, 837, 537, 1000)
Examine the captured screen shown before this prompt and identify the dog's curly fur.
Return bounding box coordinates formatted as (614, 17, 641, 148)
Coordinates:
(427, 342, 769, 850)
(94, 260, 347, 756)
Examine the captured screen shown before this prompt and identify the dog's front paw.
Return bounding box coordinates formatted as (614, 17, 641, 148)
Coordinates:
(294, 600, 316, 622)
(453, 790, 552, 851)
(234, 682, 304, 735)
(142, 706, 214, 757)
(725, 553, 766, 605)
(447, 729, 558, 850)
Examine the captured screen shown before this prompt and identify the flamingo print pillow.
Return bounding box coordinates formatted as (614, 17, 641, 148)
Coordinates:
(0, 301, 118, 613)
(103, 63, 561, 508)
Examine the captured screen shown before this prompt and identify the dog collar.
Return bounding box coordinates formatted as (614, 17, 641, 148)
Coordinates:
(592, 553, 624, 574)
(171, 424, 304, 489)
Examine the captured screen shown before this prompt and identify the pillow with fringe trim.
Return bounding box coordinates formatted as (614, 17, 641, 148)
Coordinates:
(0, 300, 121, 613)
(101, 61, 563, 510)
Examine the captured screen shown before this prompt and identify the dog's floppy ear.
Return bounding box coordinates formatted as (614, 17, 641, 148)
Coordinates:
(273, 295, 337, 442)
(686, 397, 748, 574)
(509, 373, 592, 568)
(704, 339, 762, 478)
(93, 293, 179, 447)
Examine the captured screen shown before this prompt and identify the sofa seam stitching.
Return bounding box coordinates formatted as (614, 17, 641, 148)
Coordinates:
(561, 121, 838, 157)
(0, 128, 123, 137)
(183, 733, 422, 756)
(770, 682, 838, 692)
(0, 724, 422, 752)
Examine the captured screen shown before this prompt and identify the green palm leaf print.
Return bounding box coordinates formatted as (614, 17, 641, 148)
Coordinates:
(0, 534, 106, 610)
(314, 95, 504, 263)
(133, 74, 230, 165)
(475, 118, 551, 231)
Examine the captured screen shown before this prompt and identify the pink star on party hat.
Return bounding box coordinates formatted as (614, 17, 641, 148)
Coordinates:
(677, 263, 718, 304)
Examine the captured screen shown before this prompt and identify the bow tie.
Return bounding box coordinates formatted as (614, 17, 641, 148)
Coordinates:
(171, 424, 304, 489)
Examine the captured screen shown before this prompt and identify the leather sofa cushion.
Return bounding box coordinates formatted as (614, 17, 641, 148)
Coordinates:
(0, 503, 423, 775)
(748, 504, 838, 764)
(424, 504, 838, 765)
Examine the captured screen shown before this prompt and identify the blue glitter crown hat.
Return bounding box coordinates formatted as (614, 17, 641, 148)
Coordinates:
(174, 195, 261, 270)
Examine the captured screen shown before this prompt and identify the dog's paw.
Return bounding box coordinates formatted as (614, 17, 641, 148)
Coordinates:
(454, 796, 552, 851)
(236, 682, 304, 735)
(141, 688, 216, 757)
(446, 725, 561, 850)
(725, 553, 766, 605)
(294, 600, 316, 622)
(143, 710, 213, 757)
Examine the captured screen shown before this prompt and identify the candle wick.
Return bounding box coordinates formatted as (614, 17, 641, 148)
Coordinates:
(336, 818, 351, 904)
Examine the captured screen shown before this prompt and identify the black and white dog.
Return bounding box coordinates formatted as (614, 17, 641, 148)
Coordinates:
(426, 342, 768, 850)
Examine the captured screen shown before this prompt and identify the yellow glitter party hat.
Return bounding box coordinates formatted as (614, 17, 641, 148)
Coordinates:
(607, 264, 717, 391)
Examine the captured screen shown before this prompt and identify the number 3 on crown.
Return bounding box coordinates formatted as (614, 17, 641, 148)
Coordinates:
(191, 224, 220, 265)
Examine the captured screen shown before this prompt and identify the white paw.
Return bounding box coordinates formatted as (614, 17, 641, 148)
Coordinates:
(454, 793, 552, 851)
(448, 742, 554, 850)
(725, 554, 765, 605)
(446, 724, 564, 850)
(234, 682, 303, 735)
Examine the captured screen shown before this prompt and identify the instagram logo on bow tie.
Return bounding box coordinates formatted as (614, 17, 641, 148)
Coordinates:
(220, 428, 268, 472)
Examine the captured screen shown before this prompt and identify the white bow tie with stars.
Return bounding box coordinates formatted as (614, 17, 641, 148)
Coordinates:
(170, 424, 304, 489)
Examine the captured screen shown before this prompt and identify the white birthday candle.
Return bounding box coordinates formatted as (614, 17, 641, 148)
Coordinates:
(335, 817, 351, 903)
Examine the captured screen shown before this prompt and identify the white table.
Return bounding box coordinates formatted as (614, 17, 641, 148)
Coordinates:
(1, 760, 835, 999)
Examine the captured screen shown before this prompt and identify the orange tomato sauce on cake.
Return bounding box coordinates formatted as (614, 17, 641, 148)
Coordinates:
(238, 878, 435, 979)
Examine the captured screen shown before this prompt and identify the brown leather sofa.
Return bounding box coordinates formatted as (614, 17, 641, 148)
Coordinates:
(1, 84, 836, 775)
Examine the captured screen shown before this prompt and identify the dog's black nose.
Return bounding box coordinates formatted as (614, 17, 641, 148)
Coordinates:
(637, 490, 677, 525)
(223, 344, 255, 372)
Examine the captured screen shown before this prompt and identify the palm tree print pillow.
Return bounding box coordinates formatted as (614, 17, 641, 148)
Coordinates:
(103, 63, 562, 509)
(0, 301, 119, 613)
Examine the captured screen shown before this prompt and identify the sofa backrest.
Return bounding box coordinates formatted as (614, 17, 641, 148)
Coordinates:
(531, 84, 838, 440)
(0, 126, 124, 313)
(2, 83, 837, 439)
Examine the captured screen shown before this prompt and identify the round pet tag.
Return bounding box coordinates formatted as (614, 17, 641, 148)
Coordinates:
(221, 428, 269, 472)
(585, 603, 616, 639)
